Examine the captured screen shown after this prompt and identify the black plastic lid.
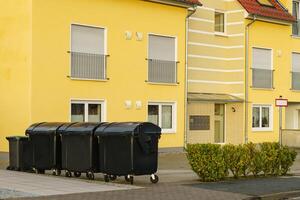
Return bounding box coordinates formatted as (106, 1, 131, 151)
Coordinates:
(63, 122, 107, 136)
(26, 122, 70, 136)
(94, 122, 161, 137)
(6, 136, 29, 141)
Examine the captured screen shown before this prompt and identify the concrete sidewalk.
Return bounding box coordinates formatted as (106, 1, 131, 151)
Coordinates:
(2, 152, 300, 200)
(0, 170, 139, 199)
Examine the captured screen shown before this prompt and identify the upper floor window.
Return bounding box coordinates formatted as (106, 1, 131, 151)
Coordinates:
(215, 11, 225, 33)
(71, 24, 107, 80)
(293, 0, 300, 36)
(292, 52, 300, 90)
(71, 100, 105, 122)
(252, 47, 273, 89)
(148, 34, 177, 84)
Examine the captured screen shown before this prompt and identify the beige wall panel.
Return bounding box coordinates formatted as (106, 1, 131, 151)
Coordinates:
(189, 21, 213, 32)
(226, 103, 244, 144)
(187, 102, 214, 144)
(188, 57, 244, 69)
(188, 45, 244, 58)
(227, 12, 246, 22)
(192, 8, 213, 19)
(225, 1, 245, 10)
(188, 70, 243, 82)
(189, 33, 244, 46)
(188, 82, 244, 94)
(200, 1, 226, 10)
(227, 25, 244, 35)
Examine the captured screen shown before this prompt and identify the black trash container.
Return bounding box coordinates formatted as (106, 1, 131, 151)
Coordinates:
(25, 122, 75, 175)
(95, 122, 161, 184)
(6, 136, 33, 172)
(61, 122, 106, 180)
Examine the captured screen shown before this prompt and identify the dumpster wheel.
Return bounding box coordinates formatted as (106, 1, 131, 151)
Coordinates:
(52, 169, 61, 176)
(86, 171, 95, 180)
(74, 172, 81, 178)
(150, 174, 159, 184)
(125, 175, 134, 185)
(109, 175, 117, 181)
(65, 170, 72, 177)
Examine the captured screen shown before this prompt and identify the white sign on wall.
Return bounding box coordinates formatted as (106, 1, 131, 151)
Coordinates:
(275, 99, 288, 107)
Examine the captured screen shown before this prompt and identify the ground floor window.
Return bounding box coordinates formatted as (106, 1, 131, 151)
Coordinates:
(148, 102, 176, 133)
(71, 100, 105, 122)
(252, 105, 272, 131)
(189, 115, 210, 131)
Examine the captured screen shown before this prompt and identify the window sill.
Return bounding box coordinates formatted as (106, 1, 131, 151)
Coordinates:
(290, 89, 300, 92)
(68, 76, 109, 82)
(146, 81, 179, 86)
(291, 35, 300, 39)
(252, 128, 273, 132)
(162, 130, 176, 134)
(215, 32, 228, 37)
(250, 87, 274, 91)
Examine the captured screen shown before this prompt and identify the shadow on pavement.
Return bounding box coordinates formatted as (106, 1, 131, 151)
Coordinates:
(187, 176, 300, 197)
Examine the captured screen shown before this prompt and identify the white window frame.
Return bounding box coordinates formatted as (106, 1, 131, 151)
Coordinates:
(147, 101, 177, 134)
(69, 23, 108, 81)
(252, 104, 273, 132)
(214, 10, 227, 35)
(70, 99, 107, 122)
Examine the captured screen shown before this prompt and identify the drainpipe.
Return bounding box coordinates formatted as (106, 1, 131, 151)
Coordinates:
(184, 6, 197, 149)
(245, 15, 257, 144)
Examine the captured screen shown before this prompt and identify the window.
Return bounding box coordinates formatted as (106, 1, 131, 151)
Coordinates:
(148, 103, 176, 133)
(252, 105, 273, 131)
(252, 48, 273, 88)
(71, 24, 107, 80)
(293, 1, 300, 36)
(189, 116, 210, 131)
(71, 100, 105, 122)
(257, 0, 274, 7)
(292, 53, 300, 90)
(148, 34, 177, 84)
(215, 12, 225, 33)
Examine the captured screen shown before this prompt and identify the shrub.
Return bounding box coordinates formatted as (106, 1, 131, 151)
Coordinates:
(223, 144, 250, 178)
(279, 146, 297, 175)
(245, 143, 263, 176)
(186, 144, 227, 182)
(260, 142, 281, 176)
(186, 142, 297, 182)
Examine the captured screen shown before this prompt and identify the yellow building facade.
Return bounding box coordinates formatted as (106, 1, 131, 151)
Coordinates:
(187, 0, 300, 145)
(0, 0, 199, 152)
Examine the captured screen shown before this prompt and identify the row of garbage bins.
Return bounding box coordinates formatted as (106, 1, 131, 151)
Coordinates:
(6, 122, 161, 184)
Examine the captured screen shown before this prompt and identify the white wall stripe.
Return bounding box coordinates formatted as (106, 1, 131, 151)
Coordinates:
(188, 54, 244, 61)
(226, 9, 245, 14)
(230, 93, 244, 97)
(196, 6, 244, 15)
(189, 17, 214, 23)
(188, 42, 244, 49)
(188, 80, 244, 85)
(227, 22, 244, 26)
(188, 67, 243, 73)
(189, 29, 244, 37)
(196, 6, 214, 11)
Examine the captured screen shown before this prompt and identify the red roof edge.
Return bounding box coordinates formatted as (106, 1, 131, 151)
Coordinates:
(237, 0, 296, 23)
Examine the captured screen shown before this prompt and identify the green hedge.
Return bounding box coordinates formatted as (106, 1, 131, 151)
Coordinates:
(186, 142, 297, 182)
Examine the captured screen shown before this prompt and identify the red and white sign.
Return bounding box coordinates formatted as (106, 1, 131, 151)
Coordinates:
(275, 99, 288, 107)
